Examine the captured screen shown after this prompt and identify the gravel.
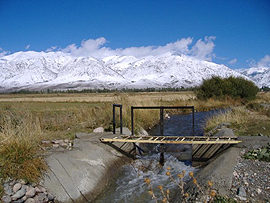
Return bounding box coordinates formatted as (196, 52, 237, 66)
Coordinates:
(231, 148, 270, 202)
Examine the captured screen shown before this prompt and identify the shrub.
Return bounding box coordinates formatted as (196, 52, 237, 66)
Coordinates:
(196, 76, 259, 100)
(242, 142, 270, 162)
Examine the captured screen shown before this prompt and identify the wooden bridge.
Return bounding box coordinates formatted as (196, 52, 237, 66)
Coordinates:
(100, 135, 241, 165)
(102, 104, 242, 165)
(100, 135, 241, 145)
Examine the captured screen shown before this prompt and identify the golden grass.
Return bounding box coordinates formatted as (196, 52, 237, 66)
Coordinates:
(0, 92, 239, 139)
(256, 92, 270, 103)
(246, 92, 270, 118)
(0, 110, 47, 183)
(0, 91, 195, 103)
(205, 106, 249, 133)
(0, 91, 241, 185)
(204, 92, 270, 136)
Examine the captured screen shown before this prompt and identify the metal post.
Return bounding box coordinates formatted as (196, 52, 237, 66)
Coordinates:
(160, 107, 164, 136)
(192, 106, 195, 136)
(131, 106, 134, 136)
(159, 107, 165, 165)
(113, 105, 116, 134)
(120, 105, 123, 134)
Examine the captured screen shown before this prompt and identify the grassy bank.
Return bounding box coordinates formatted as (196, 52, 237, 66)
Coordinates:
(0, 91, 252, 194)
(205, 92, 270, 136)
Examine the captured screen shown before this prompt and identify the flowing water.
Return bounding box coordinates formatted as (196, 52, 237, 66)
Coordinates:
(96, 110, 220, 203)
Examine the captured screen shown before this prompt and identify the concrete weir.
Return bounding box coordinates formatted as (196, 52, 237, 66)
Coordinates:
(42, 130, 133, 203)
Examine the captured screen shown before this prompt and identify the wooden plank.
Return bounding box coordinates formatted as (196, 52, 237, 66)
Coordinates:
(120, 135, 236, 140)
(202, 144, 223, 159)
(100, 137, 241, 144)
(193, 144, 211, 159)
(192, 144, 203, 157)
(119, 135, 238, 140)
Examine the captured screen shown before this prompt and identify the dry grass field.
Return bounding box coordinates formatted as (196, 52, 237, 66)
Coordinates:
(205, 92, 270, 136)
(0, 91, 201, 186)
(0, 91, 269, 191)
(0, 91, 236, 139)
(0, 91, 195, 103)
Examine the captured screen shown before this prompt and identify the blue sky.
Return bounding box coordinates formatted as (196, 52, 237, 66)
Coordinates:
(0, 0, 269, 69)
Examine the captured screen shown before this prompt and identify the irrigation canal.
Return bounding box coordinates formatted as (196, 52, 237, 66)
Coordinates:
(95, 109, 222, 203)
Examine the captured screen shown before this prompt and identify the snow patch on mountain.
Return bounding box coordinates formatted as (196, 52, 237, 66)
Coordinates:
(237, 67, 270, 88)
(0, 51, 261, 92)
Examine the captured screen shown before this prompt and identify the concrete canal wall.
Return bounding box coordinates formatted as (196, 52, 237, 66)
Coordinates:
(42, 129, 133, 203)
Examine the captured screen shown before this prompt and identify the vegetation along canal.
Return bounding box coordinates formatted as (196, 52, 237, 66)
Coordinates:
(95, 109, 220, 202)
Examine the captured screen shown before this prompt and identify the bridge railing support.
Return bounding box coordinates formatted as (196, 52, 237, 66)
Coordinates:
(131, 105, 195, 165)
(131, 106, 195, 136)
(113, 104, 123, 134)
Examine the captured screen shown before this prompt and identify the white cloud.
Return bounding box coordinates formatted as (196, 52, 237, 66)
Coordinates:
(62, 37, 109, 57)
(248, 55, 270, 68)
(0, 47, 8, 57)
(60, 37, 217, 60)
(228, 58, 237, 64)
(25, 44, 30, 50)
(217, 56, 228, 61)
(61, 37, 194, 59)
(46, 46, 58, 52)
(119, 38, 193, 58)
(257, 55, 270, 68)
(190, 36, 216, 61)
(247, 59, 256, 67)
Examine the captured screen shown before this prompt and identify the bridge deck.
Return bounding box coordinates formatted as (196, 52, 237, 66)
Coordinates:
(100, 135, 241, 144)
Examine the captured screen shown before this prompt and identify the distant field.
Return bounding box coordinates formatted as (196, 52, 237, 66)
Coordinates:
(0, 91, 197, 141)
(0, 91, 195, 103)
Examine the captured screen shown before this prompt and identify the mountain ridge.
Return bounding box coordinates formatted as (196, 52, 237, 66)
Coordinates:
(0, 51, 268, 92)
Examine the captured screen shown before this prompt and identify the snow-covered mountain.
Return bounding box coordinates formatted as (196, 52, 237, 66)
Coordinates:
(0, 51, 262, 92)
(236, 67, 270, 88)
